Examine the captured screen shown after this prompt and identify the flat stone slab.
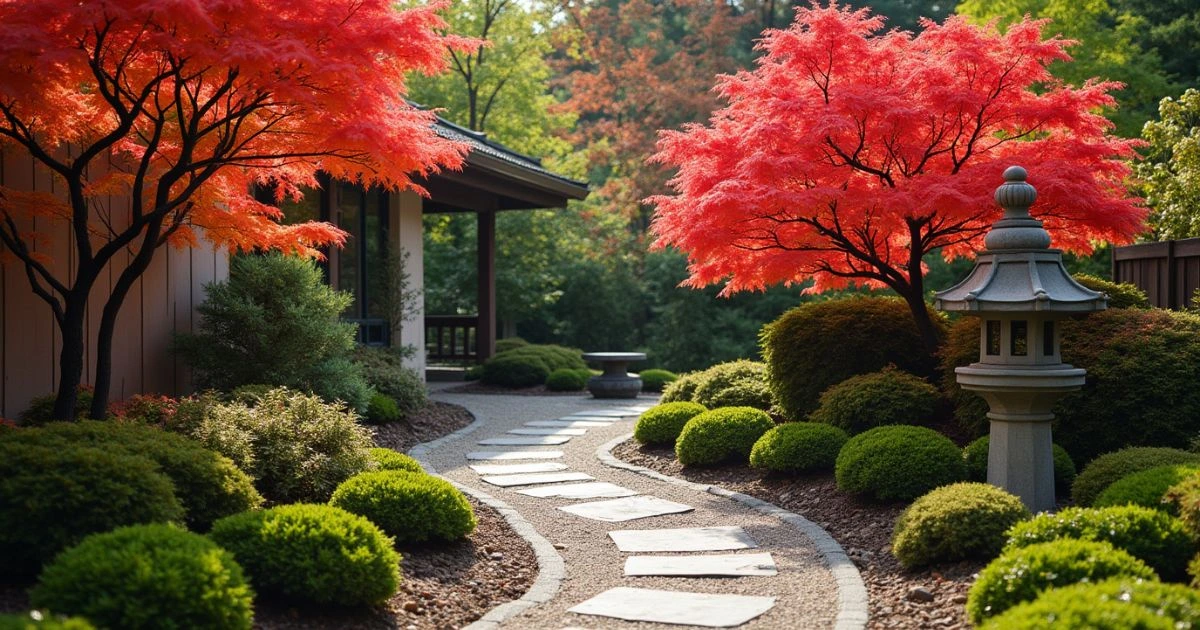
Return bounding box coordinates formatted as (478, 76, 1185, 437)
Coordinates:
(478, 436, 572, 446)
(567, 410, 637, 418)
(556, 416, 620, 423)
(465, 450, 564, 461)
(608, 526, 759, 552)
(517, 482, 640, 499)
(468, 462, 569, 475)
(623, 553, 778, 577)
(525, 420, 612, 428)
(507, 427, 588, 436)
(568, 587, 776, 628)
(559, 495, 694, 522)
(481, 471, 594, 487)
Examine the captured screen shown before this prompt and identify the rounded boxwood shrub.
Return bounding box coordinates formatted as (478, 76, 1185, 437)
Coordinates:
(481, 344, 587, 388)
(808, 366, 939, 434)
(546, 368, 589, 391)
(749, 422, 848, 473)
(494, 337, 529, 353)
(365, 393, 401, 424)
(1095, 464, 1200, 514)
(1073, 447, 1200, 507)
(370, 447, 424, 473)
(660, 371, 703, 403)
(1074, 274, 1150, 309)
(763, 296, 945, 419)
(1165, 471, 1200, 537)
(834, 425, 965, 501)
(981, 578, 1200, 630)
(966, 539, 1158, 624)
(1004, 505, 1193, 581)
(0, 613, 94, 629)
(675, 407, 775, 466)
(209, 504, 400, 606)
(691, 361, 771, 410)
(891, 483, 1030, 569)
(639, 369, 678, 393)
(634, 402, 708, 446)
(963, 436, 1076, 496)
(330, 470, 476, 543)
(30, 524, 252, 630)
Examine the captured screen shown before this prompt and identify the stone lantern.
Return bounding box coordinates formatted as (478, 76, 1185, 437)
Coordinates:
(934, 166, 1106, 512)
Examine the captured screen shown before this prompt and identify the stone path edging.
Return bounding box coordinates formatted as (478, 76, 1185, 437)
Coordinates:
(596, 433, 870, 630)
(408, 415, 566, 630)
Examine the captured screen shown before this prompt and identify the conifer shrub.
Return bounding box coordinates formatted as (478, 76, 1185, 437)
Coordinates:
(966, 539, 1158, 624)
(353, 345, 427, 418)
(1004, 505, 1193, 581)
(834, 425, 965, 501)
(891, 483, 1030, 569)
(0, 613, 94, 629)
(981, 578, 1200, 630)
(633, 402, 708, 446)
(366, 393, 401, 424)
(1074, 274, 1151, 309)
(18, 386, 95, 426)
(330, 470, 476, 543)
(691, 360, 772, 410)
(808, 367, 939, 434)
(1072, 447, 1200, 507)
(963, 436, 1076, 495)
(660, 371, 704, 403)
(494, 337, 529, 353)
(638, 369, 678, 392)
(369, 448, 424, 473)
(675, 407, 775, 466)
(1165, 471, 1200, 537)
(545, 368, 589, 391)
(1095, 464, 1200, 514)
(749, 422, 848, 473)
(209, 504, 400, 606)
(30, 524, 253, 630)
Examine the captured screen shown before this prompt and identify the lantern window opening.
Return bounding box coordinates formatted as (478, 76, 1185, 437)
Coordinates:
(986, 320, 1002, 356)
(1011, 320, 1028, 356)
(1042, 321, 1055, 358)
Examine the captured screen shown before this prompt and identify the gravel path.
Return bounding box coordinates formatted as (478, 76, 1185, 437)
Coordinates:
(422, 392, 842, 630)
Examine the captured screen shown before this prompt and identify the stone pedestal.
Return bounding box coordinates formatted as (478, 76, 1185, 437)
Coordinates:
(583, 352, 646, 399)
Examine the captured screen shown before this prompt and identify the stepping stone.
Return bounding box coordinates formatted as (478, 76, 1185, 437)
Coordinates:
(508, 427, 588, 436)
(567, 410, 635, 418)
(481, 471, 594, 487)
(526, 420, 611, 428)
(465, 450, 564, 461)
(556, 416, 619, 423)
(517, 482, 639, 499)
(468, 462, 569, 475)
(608, 526, 758, 552)
(623, 552, 778, 577)
(559, 495, 694, 522)
(569, 587, 776, 628)
(478, 436, 572, 446)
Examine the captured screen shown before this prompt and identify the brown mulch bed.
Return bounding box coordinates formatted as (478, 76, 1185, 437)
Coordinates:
(611, 440, 979, 630)
(370, 400, 476, 453)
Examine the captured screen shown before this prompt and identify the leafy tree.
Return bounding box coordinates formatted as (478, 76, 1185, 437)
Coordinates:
(649, 4, 1144, 355)
(1110, 0, 1200, 89)
(843, 0, 958, 31)
(1137, 89, 1200, 239)
(0, 0, 471, 419)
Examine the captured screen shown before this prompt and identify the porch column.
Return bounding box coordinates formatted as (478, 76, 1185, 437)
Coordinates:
(477, 209, 496, 362)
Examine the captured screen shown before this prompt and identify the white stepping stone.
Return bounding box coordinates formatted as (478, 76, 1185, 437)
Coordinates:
(567, 409, 635, 417)
(465, 450, 564, 461)
(608, 526, 758, 552)
(526, 420, 611, 428)
(481, 471, 594, 487)
(478, 436, 572, 446)
(623, 553, 778, 577)
(556, 416, 619, 423)
(468, 462, 568, 475)
(517, 482, 639, 499)
(507, 427, 587, 436)
(559, 495, 694, 522)
(569, 587, 776, 628)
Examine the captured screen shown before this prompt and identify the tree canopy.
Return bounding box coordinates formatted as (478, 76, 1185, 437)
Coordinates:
(1138, 89, 1200, 240)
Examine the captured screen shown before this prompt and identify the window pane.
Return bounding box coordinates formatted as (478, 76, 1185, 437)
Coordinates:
(337, 181, 362, 317)
(1011, 320, 1028, 356)
(277, 190, 322, 225)
(365, 189, 388, 321)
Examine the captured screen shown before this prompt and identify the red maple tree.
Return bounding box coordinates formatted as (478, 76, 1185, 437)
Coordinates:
(649, 3, 1146, 353)
(0, 0, 474, 419)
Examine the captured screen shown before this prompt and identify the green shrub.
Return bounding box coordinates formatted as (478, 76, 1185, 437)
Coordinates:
(809, 367, 939, 434)
(675, 407, 775, 466)
(463, 364, 484, 381)
(546, 368, 589, 391)
(30, 524, 252, 630)
(166, 393, 255, 472)
(966, 539, 1158, 624)
(1073, 447, 1200, 507)
(1165, 471, 1200, 537)
(892, 483, 1030, 569)
(660, 371, 704, 403)
(173, 252, 371, 413)
(209, 504, 399, 606)
(691, 361, 771, 410)
(366, 393, 401, 424)
(981, 578, 1200, 630)
(639, 369, 678, 393)
(494, 337, 529, 353)
(963, 436, 1076, 496)
(330, 470, 476, 543)
(1096, 464, 1200, 514)
(370, 448, 424, 473)
(1004, 505, 1193, 581)
(353, 345, 427, 418)
(0, 613, 94, 629)
(763, 296, 945, 419)
(1192, 552, 1200, 588)
(634, 402, 707, 446)
(480, 353, 549, 388)
(108, 394, 178, 426)
(18, 386, 95, 426)
(1074, 274, 1151, 309)
(835, 425, 965, 501)
(0, 442, 183, 578)
(749, 422, 848, 473)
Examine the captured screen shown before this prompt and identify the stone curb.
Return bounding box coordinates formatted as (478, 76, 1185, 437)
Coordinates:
(596, 433, 870, 630)
(407, 410, 566, 630)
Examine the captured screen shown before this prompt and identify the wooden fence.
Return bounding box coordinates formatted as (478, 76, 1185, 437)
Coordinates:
(1112, 237, 1200, 309)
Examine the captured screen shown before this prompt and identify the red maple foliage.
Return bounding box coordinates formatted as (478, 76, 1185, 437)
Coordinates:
(649, 3, 1146, 352)
(0, 0, 474, 419)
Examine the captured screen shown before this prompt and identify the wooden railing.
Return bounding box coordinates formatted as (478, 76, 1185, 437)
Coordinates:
(1113, 237, 1200, 309)
(425, 315, 478, 362)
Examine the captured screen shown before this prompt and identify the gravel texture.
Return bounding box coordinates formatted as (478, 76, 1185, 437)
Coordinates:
(441, 382, 592, 397)
(611, 441, 979, 630)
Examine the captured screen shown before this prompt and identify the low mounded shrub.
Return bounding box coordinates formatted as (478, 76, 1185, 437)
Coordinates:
(30, 524, 253, 630)
(330, 471, 476, 543)
(18, 386, 95, 426)
(675, 407, 775, 466)
(691, 360, 772, 410)
(963, 436, 1076, 496)
(109, 394, 179, 426)
(1095, 464, 1200, 514)
(353, 345, 427, 418)
(481, 344, 586, 388)
(1072, 447, 1200, 507)
(639, 369, 678, 393)
(659, 371, 703, 403)
(209, 504, 400, 606)
(835, 425, 965, 501)
(633, 402, 708, 446)
(1004, 505, 1193, 582)
(366, 393, 401, 424)
(1074, 274, 1151, 309)
(1166, 471, 1200, 537)
(545, 368, 590, 391)
(494, 337, 528, 353)
(0, 613, 94, 629)
(749, 422, 848, 474)
(808, 367, 940, 434)
(981, 578, 1200, 629)
(891, 483, 1030, 569)
(966, 539, 1158, 624)
(370, 448, 424, 473)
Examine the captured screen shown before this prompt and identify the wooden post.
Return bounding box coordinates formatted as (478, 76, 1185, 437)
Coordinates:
(477, 209, 496, 362)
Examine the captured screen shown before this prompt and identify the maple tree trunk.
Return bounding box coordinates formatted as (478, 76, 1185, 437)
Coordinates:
(51, 295, 89, 421)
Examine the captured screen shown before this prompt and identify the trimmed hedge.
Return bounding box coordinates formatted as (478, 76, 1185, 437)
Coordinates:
(691, 361, 771, 410)
(1166, 471, 1200, 537)
(480, 344, 586, 388)
(963, 436, 1076, 496)
(891, 483, 1030, 569)
(1096, 464, 1200, 514)
(639, 369, 678, 393)
(834, 425, 965, 501)
(660, 371, 703, 404)
(808, 367, 939, 434)
(494, 337, 529, 353)
(1072, 447, 1200, 507)
(545, 368, 590, 391)
(675, 407, 775, 466)
(749, 422, 848, 474)
(369, 448, 424, 474)
(633, 402, 708, 446)
(330, 470, 476, 543)
(1074, 274, 1151, 309)
(30, 524, 253, 630)
(981, 578, 1200, 629)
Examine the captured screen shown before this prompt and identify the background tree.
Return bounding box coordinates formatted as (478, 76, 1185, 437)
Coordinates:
(0, 0, 471, 419)
(649, 3, 1145, 355)
(1137, 89, 1200, 239)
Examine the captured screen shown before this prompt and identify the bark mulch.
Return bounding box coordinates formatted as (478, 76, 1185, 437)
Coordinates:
(371, 400, 477, 453)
